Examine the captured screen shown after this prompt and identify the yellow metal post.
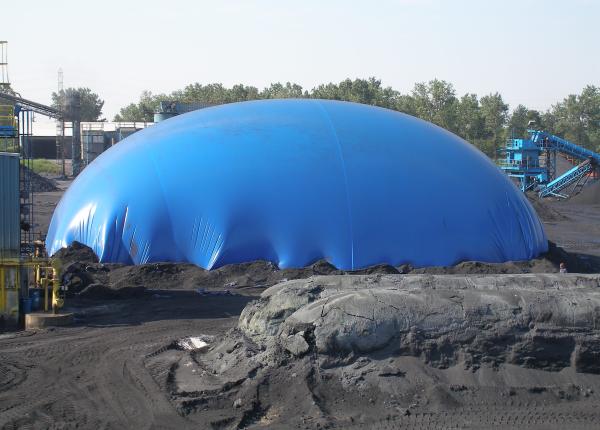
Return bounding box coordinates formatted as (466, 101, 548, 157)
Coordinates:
(51, 260, 63, 314)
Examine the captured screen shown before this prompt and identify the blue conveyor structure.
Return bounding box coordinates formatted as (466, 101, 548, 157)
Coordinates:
(539, 159, 595, 198)
(500, 129, 600, 198)
(529, 130, 600, 164)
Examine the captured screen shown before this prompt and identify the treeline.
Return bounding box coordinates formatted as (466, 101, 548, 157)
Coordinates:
(113, 78, 600, 157)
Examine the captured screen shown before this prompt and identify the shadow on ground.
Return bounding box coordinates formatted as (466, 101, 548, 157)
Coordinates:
(66, 290, 256, 328)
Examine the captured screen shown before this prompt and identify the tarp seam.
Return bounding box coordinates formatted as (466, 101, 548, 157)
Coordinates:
(316, 101, 355, 269)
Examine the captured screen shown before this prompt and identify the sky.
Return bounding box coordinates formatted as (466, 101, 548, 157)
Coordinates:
(2, 0, 599, 121)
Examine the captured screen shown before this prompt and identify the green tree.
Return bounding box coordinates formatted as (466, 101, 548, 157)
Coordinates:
(507, 104, 529, 138)
(549, 85, 600, 151)
(395, 94, 417, 116)
(113, 91, 162, 122)
(310, 77, 399, 109)
(0, 83, 18, 96)
(479, 93, 509, 156)
(411, 79, 458, 132)
(173, 83, 261, 104)
(456, 93, 483, 142)
(52, 87, 104, 121)
(260, 82, 306, 99)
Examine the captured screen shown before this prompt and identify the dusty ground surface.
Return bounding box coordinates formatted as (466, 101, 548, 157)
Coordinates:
(2, 176, 599, 429)
(3, 275, 600, 429)
(544, 200, 600, 257)
(0, 291, 254, 430)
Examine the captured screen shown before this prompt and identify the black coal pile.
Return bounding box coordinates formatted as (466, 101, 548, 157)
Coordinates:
(53, 241, 99, 266)
(406, 241, 600, 274)
(52, 240, 599, 300)
(526, 192, 569, 222)
(569, 180, 600, 205)
(22, 165, 59, 192)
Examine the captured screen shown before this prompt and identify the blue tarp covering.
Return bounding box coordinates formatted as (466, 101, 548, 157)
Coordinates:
(47, 99, 548, 270)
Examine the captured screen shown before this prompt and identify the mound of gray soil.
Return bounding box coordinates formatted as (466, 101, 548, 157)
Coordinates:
(147, 274, 600, 429)
(570, 179, 600, 205)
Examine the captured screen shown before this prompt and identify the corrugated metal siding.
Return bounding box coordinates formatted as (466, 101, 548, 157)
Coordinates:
(0, 152, 20, 260)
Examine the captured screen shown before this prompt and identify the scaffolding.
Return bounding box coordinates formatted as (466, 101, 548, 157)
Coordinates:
(0, 44, 68, 327)
(0, 102, 66, 327)
(81, 122, 106, 166)
(80, 121, 151, 167)
(19, 109, 34, 255)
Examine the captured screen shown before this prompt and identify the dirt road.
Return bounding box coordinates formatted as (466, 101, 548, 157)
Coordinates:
(0, 292, 253, 429)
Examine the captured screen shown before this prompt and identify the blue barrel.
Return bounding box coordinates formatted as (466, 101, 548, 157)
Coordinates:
(30, 290, 41, 311)
(20, 298, 32, 314)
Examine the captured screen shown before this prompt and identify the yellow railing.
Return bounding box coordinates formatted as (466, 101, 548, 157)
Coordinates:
(0, 258, 63, 316)
(0, 105, 17, 131)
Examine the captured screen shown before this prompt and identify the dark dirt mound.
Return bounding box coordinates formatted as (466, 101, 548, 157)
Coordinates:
(409, 241, 600, 275)
(410, 259, 555, 274)
(62, 262, 110, 295)
(53, 240, 600, 299)
(22, 165, 59, 192)
(526, 192, 569, 221)
(53, 241, 99, 266)
(60, 257, 344, 297)
(569, 180, 600, 205)
(346, 263, 400, 275)
(108, 262, 203, 290)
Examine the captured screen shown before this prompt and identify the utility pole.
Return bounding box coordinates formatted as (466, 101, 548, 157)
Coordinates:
(56, 68, 66, 177)
(0, 41, 9, 91)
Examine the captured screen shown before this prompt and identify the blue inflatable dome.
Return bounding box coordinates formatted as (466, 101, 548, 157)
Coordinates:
(47, 99, 547, 270)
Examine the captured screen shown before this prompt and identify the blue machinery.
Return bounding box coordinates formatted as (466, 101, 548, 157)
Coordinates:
(500, 129, 600, 198)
